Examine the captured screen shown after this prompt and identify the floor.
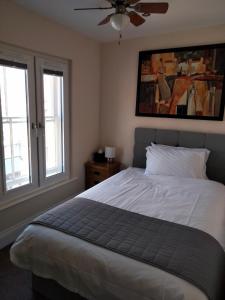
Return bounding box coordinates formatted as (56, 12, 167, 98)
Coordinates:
(0, 246, 44, 300)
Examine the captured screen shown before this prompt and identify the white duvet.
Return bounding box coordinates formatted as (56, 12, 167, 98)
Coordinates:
(10, 168, 225, 300)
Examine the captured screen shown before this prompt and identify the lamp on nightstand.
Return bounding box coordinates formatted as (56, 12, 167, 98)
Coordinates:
(105, 146, 116, 163)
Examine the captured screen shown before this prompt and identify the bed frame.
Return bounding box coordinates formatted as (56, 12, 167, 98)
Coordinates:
(32, 127, 225, 299)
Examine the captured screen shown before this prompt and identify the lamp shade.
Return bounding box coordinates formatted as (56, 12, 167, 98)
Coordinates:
(110, 14, 130, 31)
(105, 146, 116, 159)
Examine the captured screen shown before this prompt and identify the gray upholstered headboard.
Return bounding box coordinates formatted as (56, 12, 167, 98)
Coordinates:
(133, 128, 225, 184)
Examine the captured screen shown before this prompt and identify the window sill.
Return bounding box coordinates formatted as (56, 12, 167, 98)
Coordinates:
(0, 177, 78, 211)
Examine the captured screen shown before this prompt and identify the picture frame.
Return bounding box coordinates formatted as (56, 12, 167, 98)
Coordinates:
(136, 43, 225, 120)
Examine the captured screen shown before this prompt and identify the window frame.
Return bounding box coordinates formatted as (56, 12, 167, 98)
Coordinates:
(35, 56, 70, 187)
(0, 45, 39, 201)
(0, 43, 70, 203)
(0, 93, 4, 199)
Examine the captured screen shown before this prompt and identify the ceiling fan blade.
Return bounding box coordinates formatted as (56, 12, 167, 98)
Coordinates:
(74, 7, 112, 11)
(98, 14, 113, 26)
(128, 11, 145, 26)
(128, 0, 140, 4)
(133, 2, 169, 14)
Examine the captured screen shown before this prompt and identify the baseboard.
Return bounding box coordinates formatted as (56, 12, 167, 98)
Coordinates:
(0, 219, 29, 250)
(0, 195, 77, 250)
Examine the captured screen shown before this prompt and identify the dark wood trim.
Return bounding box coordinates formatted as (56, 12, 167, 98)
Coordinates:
(0, 58, 27, 69)
(43, 69, 63, 77)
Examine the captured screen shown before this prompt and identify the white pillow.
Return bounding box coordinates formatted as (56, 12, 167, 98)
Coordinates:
(145, 145, 209, 179)
(149, 143, 210, 163)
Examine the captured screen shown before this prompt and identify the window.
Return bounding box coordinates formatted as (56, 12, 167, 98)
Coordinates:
(0, 60, 31, 191)
(43, 70, 64, 177)
(0, 45, 70, 202)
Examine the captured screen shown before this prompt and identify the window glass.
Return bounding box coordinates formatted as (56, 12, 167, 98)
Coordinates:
(0, 62, 31, 191)
(43, 70, 64, 177)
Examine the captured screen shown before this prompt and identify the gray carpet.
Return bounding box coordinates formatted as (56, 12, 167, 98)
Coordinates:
(0, 246, 44, 300)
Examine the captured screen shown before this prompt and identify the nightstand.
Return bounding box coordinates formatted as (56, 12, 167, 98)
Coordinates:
(85, 161, 121, 189)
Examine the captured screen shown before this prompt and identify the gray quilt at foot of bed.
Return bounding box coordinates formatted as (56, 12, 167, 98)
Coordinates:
(31, 197, 225, 300)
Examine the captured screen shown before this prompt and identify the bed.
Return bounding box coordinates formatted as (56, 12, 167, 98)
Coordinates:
(10, 128, 225, 300)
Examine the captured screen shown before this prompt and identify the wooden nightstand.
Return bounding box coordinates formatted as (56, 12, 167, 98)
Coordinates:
(85, 161, 121, 189)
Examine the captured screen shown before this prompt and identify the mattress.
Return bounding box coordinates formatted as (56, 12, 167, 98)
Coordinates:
(10, 168, 225, 300)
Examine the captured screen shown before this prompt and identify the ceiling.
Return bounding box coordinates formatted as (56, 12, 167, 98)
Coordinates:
(14, 0, 225, 42)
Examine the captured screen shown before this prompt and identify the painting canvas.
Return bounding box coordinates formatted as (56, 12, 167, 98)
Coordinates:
(136, 44, 225, 120)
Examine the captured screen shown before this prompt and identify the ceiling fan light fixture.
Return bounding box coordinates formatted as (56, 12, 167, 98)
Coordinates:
(110, 13, 130, 31)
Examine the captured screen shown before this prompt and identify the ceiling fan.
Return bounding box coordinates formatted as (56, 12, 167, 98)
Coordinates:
(74, 0, 169, 32)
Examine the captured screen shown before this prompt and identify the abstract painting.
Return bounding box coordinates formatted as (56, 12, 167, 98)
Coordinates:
(136, 44, 225, 120)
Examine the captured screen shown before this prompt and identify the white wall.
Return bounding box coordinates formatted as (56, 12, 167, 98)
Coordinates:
(1, 0, 225, 247)
(100, 25, 225, 166)
(0, 0, 101, 243)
